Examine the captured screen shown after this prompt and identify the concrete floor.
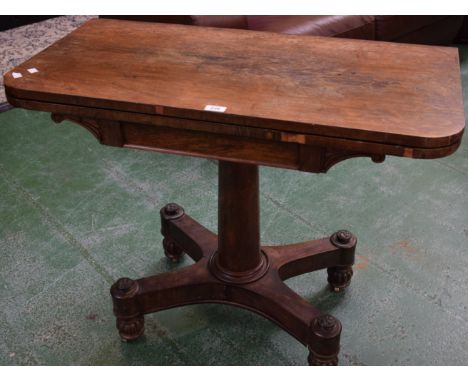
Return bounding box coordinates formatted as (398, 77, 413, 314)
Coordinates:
(0, 46, 467, 366)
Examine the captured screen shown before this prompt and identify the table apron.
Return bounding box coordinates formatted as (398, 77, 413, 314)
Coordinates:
(7, 95, 463, 172)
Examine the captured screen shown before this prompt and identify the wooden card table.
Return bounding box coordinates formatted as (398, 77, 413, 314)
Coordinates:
(4, 19, 465, 365)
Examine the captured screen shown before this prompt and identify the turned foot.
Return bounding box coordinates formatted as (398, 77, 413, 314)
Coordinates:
(308, 351, 339, 366)
(162, 236, 184, 262)
(327, 266, 353, 292)
(160, 203, 185, 262)
(308, 314, 341, 366)
(326, 230, 356, 292)
(111, 277, 145, 341)
(117, 315, 145, 342)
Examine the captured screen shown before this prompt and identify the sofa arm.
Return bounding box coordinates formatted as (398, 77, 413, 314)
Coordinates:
(99, 15, 248, 29)
(191, 16, 248, 29)
(99, 15, 194, 24)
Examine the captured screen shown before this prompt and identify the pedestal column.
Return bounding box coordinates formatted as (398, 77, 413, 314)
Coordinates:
(210, 161, 266, 282)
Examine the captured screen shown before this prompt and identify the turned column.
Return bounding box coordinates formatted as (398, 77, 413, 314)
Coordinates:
(209, 161, 266, 282)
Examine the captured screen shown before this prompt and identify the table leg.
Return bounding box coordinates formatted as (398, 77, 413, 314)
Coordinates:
(110, 160, 357, 365)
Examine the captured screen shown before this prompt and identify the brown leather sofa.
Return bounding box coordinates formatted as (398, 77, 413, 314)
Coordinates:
(101, 15, 465, 45)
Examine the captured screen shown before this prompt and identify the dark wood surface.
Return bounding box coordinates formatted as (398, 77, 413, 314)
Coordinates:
(4, 18, 465, 155)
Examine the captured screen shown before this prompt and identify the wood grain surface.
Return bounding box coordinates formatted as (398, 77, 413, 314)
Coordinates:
(4, 18, 465, 151)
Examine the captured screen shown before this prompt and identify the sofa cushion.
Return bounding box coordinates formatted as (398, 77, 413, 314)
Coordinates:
(246, 15, 375, 39)
(98, 15, 463, 45)
(191, 16, 248, 29)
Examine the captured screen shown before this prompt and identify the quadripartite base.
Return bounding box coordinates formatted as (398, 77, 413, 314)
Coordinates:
(110, 203, 356, 365)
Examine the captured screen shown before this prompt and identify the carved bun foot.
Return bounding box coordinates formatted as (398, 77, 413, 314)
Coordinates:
(327, 266, 353, 292)
(308, 314, 341, 366)
(116, 315, 145, 342)
(327, 230, 356, 291)
(162, 237, 185, 262)
(111, 278, 144, 341)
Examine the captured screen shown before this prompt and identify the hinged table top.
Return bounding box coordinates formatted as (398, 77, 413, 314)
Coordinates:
(4, 18, 465, 151)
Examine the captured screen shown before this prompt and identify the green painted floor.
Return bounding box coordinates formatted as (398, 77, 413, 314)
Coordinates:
(1, 46, 468, 366)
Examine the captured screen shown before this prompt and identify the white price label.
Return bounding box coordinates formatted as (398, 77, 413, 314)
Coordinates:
(204, 105, 227, 113)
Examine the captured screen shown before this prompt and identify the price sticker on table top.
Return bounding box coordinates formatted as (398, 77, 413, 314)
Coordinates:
(204, 105, 227, 113)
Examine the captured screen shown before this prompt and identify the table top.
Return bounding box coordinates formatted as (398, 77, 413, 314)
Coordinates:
(4, 18, 465, 152)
